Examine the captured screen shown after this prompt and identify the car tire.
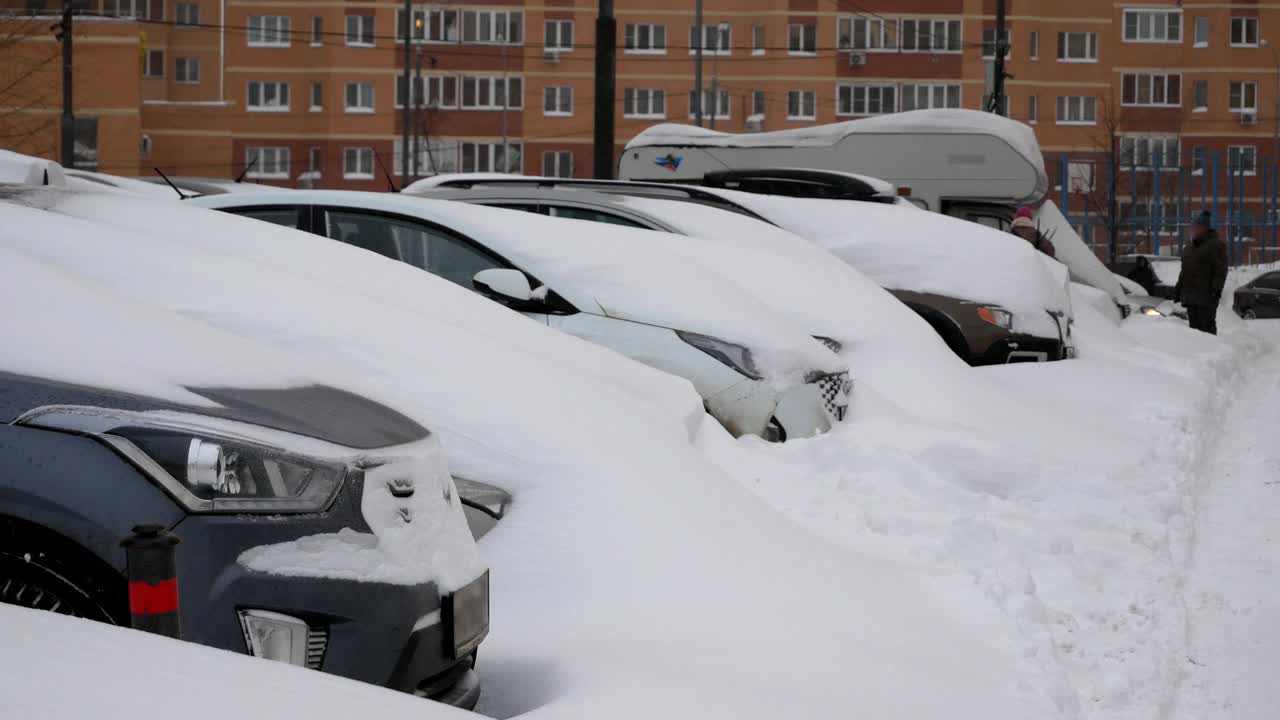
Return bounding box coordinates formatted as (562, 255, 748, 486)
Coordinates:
(0, 550, 124, 624)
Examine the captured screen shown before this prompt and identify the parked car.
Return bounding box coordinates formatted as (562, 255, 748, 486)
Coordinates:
(1108, 254, 1181, 300)
(137, 175, 288, 196)
(1233, 270, 1280, 319)
(181, 191, 849, 441)
(0, 210, 489, 707)
(408, 176, 1073, 365)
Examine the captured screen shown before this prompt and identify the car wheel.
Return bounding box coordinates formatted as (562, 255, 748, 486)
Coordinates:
(1244, 309, 1258, 320)
(0, 550, 123, 624)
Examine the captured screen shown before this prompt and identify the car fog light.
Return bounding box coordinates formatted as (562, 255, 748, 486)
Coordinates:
(1141, 306, 1164, 317)
(239, 610, 311, 667)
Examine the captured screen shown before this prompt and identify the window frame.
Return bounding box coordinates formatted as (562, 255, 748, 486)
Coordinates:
(1121, 9, 1183, 43)
(542, 150, 574, 178)
(981, 27, 1011, 59)
(902, 18, 961, 53)
(687, 88, 731, 119)
(1228, 144, 1258, 175)
(752, 24, 765, 55)
(624, 22, 667, 54)
(247, 80, 291, 112)
(1120, 72, 1182, 107)
(688, 22, 732, 56)
(1193, 16, 1209, 47)
(460, 141, 523, 173)
(459, 75, 523, 110)
(623, 87, 666, 119)
(900, 83, 961, 111)
(344, 80, 376, 113)
(836, 82, 896, 116)
(786, 89, 817, 120)
(1229, 80, 1258, 113)
(787, 23, 817, 55)
(1029, 30, 1039, 60)
(544, 19, 574, 51)
(244, 146, 290, 179)
(1231, 16, 1259, 47)
(342, 147, 375, 180)
(247, 15, 291, 48)
(1192, 79, 1208, 111)
(175, 56, 200, 84)
(1119, 135, 1180, 170)
(143, 48, 165, 78)
(345, 14, 375, 47)
(543, 85, 574, 116)
(838, 16, 897, 52)
(1056, 31, 1098, 62)
(175, 2, 199, 26)
(310, 16, 323, 46)
(1054, 95, 1097, 125)
(1028, 94, 1038, 124)
(460, 9, 523, 45)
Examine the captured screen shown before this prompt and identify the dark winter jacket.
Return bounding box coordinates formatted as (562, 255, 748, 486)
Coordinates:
(1175, 230, 1228, 307)
(1127, 264, 1158, 295)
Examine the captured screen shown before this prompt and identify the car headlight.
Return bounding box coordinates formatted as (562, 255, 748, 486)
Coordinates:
(1140, 305, 1164, 317)
(105, 426, 345, 513)
(676, 330, 763, 380)
(977, 306, 1014, 329)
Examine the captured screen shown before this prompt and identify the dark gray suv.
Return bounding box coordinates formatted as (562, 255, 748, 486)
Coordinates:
(0, 372, 488, 708)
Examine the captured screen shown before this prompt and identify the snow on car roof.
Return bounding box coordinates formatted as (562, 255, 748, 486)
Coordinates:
(625, 109, 1043, 167)
(0, 149, 66, 187)
(190, 189, 845, 386)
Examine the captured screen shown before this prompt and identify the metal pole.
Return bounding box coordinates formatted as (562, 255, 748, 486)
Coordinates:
(401, 0, 412, 183)
(709, 26, 719, 131)
(1273, 56, 1278, 249)
(500, 32, 508, 171)
(1109, 137, 1118, 263)
(694, 0, 703, 126)
(992, 0, 1007, 115)
(592, 0, 616, 178)
(413, 48, 422, 179)
(60, 1, 74, 167)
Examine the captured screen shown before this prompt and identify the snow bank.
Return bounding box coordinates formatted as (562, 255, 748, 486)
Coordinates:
(703, 284, 1269, 720)
(0, 605, 475, 720)
(1, 188, 1055, 719)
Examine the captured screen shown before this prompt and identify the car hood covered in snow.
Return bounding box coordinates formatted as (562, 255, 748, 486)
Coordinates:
(0, 183, 1058, 720)
(688, 187, 1072, 339)
(191, 190, 846, 386)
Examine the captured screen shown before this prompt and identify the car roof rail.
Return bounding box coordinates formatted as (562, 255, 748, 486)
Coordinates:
(430, 176, 772, 220)
(699, 168, 896, 202)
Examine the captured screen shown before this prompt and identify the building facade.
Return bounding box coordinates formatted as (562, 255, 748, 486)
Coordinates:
(4, 0, 1280, 257)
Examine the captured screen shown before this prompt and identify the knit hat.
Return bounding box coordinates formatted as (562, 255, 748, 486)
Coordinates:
(1014, 206, 1035, 220)
(1192, 210, 1212, 227)
(1011, 215, 1036, 230)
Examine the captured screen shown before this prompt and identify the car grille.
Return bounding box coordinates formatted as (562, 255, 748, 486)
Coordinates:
(815, 371, 852, 421)
(813, 336, 843, 353)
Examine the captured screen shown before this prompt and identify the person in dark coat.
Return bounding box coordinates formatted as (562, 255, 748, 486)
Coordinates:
(1127, 256, 1159, 295)
(1175, 210, 1228, 335)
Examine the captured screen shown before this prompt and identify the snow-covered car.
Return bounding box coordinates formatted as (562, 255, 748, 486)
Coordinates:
(188, 190, 850, 441)
(0, 230, 488, 707)
(417, 176, 1075, 365)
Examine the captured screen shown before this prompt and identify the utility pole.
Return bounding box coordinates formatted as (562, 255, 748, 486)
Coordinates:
(500, 29, 509, 171)
(592, 0, 616, 178)
(990, 0, 1007, 115)
(693, 0, 703, 126)
(401, 0, 412, 183)
(413, 46, 423, 179)
(57, 0, 74, 167)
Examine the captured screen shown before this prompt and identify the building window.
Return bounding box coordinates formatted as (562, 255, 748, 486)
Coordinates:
(752, 89, 766, 116)
(1055, 95, 1097, 124)
(175, 2, 198, 26)
(311, 16, 323, 46)
(245, 146, 290, 179)
(344, 81, 375, 112)
(981, 28, 1010, 58)
(143, 49, 164, 77)
(1029, 30, 1038, 60)
(1119, 135, 1179, 169)
(1194, 16, 1208, 47)
(544, 20, 573, 50)
(247, 80, 291, 111)
(837, 83, 896, 115)
(1122, 9, 1182, 42)
(1056, 31, 1097, 61)
(1231, 17, 1259, 47)
(247, 15, 291, 47)
(1028, 94, 1037, 123)
(901, 83, 960, 110)
(417, 8, 460, 42)
(461, 9, 522, 44)
(1229, 145, 1257, 174)
(544, 85, 573, 116)
(343, 147, 375, 179)
(1230, 81, 1258, 112)
(838, 16, 897, 51)
(308, 146, 322, 176)
(460, 76, 523, 109)
(1066, 161, 1095, 192)
(394, 139, 458, 176)
(752, 24, 765, 54)
(786, 89, 816, 120)
(625, 23, 666, 53)
(689, 22, 731, 55)
(175, 57, 199, 84)
(1120, 73, 1181, 107)
(688, 89, 730, 118)
(1193, 79, 1208, 111)
(623, 87, 666, 118)
(397, 75, 459, 108)
(345, 15, 374, 46)
(904, 19, 961, 52)
(1192, 145, 1208, 175)
(543, 150, 573, 178)
(461, 142, 521, 172)
(788, 23, 816, 54)
(310, 80, 323, 110)
(396, 8, 425, 43)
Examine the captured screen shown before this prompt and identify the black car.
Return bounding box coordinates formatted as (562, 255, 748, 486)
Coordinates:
(0, 372, 489, 708)
(1233, 271, 1280, 319)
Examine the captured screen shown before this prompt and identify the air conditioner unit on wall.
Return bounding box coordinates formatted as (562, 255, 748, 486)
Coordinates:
(1241, 112, 1257, 126)
(847, 51, 867, 67)
(544, 49, 560, 64)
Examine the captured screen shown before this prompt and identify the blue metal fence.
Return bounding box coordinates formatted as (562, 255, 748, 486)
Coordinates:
(1055, 150, 1280, 266)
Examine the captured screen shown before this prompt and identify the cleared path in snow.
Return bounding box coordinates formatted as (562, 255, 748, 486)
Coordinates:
(1173, 332, 1280, 719)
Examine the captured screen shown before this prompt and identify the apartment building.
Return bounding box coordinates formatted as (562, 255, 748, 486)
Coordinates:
(4, 0, 1280, 228)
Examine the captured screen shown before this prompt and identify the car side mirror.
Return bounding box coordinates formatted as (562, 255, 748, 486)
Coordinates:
(454, 477, 511, 540)
(473, 268, 534, 302)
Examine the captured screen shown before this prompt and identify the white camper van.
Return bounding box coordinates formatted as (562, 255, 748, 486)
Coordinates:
(619, 109, 1047, 231)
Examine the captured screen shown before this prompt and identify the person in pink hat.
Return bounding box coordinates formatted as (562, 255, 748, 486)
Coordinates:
(1009, 207, 1056, 258)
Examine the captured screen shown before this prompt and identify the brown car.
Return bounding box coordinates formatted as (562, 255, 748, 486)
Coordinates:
(892, 289, 1073, 364)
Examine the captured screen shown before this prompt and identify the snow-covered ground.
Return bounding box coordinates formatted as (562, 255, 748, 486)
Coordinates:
(703, 295, 1275, 719)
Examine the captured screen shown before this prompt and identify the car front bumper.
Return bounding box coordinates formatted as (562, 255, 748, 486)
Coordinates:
(705, 371, 852, 440)
(970, 334, 1066, 365)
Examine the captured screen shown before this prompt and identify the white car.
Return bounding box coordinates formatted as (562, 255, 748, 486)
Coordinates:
(183, 191, 850, 441)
